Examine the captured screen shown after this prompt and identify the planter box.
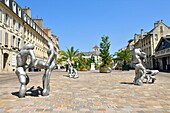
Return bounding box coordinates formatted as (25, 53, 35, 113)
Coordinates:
(122, 65, 129, 71)
(99, 67, 108, 73)
(80, 68, 87, 71)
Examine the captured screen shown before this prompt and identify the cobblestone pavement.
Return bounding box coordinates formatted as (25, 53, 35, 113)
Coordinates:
(0, 69, 170, 113)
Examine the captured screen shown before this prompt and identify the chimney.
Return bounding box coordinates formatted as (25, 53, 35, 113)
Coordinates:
(140, 29, 144, 39)
(134, 34, 138, 43)
(33, 18, 44, 29)
(23, 7, 31, 18)
(154, 21, 160, 28)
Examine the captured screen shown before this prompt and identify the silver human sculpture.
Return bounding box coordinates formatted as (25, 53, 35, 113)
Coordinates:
(67, 59, 79, 79)
(34, 42, 57, 96)
(16, 42, 56, 98)
(16, 44, 36, 98)
(133, 48, 159, 85)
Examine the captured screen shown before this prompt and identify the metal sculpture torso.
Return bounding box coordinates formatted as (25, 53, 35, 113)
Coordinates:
(133, 48, 159, 85)
(67, 59, 78, 78)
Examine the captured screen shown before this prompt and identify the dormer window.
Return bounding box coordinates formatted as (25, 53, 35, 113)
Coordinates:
(162, 41, 165, 49)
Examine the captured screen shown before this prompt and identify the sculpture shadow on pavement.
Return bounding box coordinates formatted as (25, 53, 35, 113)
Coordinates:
(11, 86, 43, 97)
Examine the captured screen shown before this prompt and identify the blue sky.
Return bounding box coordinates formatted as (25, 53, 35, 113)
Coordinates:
(16, 0, 170, 54)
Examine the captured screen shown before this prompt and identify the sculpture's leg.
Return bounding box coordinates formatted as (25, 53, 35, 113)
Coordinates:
(18, 74, 27, 98)
(42, 69, 51, 96)
(134, 69, 143, 86)
(25, 74, 30, 85)
(152, 78, 156, 83)
(73, 69, 79, 79)
(69, 68, 73, 78)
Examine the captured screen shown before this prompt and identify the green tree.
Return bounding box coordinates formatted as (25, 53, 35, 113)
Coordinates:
(114, 49, 132, 65)
(99, 36, 112, 68)
(59, 46, 79, 62)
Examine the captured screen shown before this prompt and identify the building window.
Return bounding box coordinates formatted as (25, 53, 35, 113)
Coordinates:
(13, 19, 16, 30)
(24, 14, 27, 21)
(16, 21, 18, 31)
(18, 7, 21, 17)
(5, 32, 8, 46)
(12, 2, 16, 13)
(5, 0, 9, 7)
(162, 41, 165, 49)
(18, 38, 20, 48)
(16, 38, 20, 48)
(160, 26, 163, 33)
(0, 9, 2, 22)
(155, 34, 158, 41)
(0, 30, 2, 44)
(27, 30, 29, 36)
(11, 35, 15, 47)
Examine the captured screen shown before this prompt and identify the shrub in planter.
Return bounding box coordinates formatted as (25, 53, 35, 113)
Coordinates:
(99, 36, 112, 73)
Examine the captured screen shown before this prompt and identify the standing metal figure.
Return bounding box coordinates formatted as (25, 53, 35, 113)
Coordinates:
(15, 44, 36, 98)
(42, 42, 57, 96)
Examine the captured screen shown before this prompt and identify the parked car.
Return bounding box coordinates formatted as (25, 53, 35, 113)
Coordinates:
(60, 66, 65, 69)
(29, 68, 41, 72)
(55, 65, 58, 69)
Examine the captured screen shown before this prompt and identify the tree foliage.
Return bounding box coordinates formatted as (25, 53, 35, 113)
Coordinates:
(114, 49, 132, 65)
(99, 36, 112, 67)
(59, 46, 79, 62)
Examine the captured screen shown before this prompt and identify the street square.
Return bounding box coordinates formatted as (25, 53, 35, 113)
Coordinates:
(0, 70, 170, 113)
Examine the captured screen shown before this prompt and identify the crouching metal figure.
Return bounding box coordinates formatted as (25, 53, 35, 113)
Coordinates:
(16, 44, 36, 98)
(67, 59, 78, 79)
(133, 48, 159, 85)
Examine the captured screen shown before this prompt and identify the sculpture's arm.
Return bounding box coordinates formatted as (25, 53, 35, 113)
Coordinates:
(28, 50, 36, 67)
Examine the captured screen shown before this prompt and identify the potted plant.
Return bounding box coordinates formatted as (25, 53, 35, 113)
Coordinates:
(99, 36, 112, 73)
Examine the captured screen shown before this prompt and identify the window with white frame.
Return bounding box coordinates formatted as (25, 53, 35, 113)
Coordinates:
(13, 19, 16, 30)
(11, 35, 15, 47)
(5, 32, 8, 46)
(16, 21, 18, 31)
(12, 2, 16, 13)
(5, 0, 9, 7)
(24, 14, 27, 22)
(18, 7, 21, 18)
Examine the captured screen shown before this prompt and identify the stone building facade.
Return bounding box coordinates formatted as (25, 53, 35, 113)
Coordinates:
(132, 21, 170, 69)
(81, 45, 101, 64)
(0, 0, 58, 72)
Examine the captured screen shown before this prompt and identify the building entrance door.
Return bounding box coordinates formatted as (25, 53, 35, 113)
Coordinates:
(3, 53, 9, 71)
(162, 57, 167, 70)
